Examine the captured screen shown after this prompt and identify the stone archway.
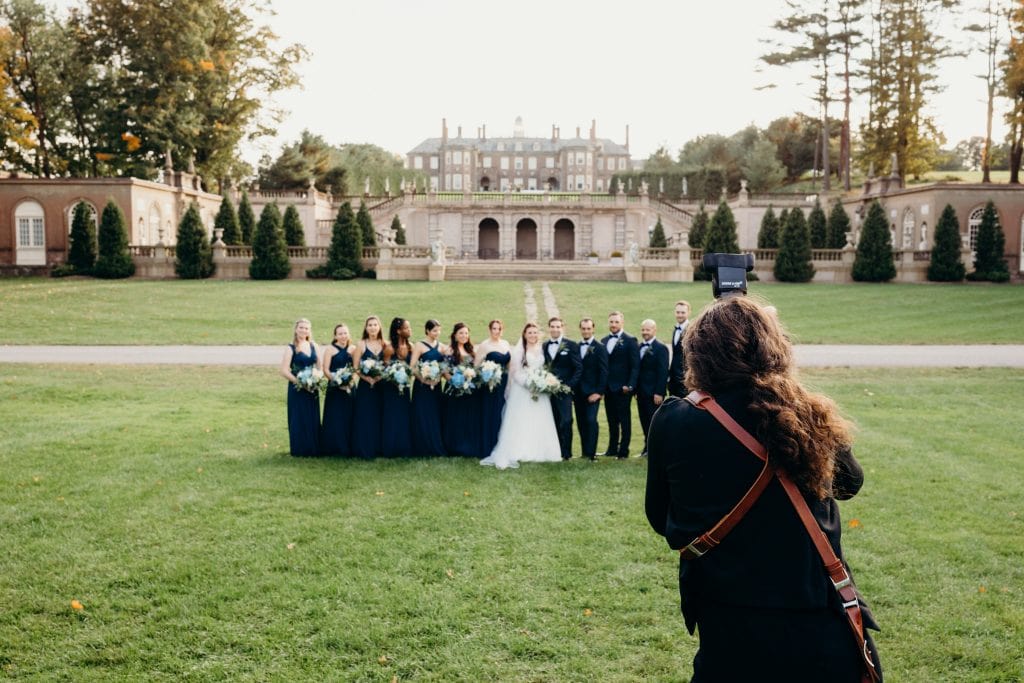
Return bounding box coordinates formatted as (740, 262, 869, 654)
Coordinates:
(15, 199, 46, 266)
(478, 218, 499, 259)
(480, 176, 491, 192)
(516, 218, 537, 259)
(546, 177, 559, 191)
(553, 218, 575, 260)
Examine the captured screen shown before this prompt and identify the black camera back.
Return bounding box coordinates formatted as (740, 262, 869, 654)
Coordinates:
(703, 252, 754, 298)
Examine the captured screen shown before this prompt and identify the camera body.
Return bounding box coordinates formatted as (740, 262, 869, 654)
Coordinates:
(703, 252, 754, 298)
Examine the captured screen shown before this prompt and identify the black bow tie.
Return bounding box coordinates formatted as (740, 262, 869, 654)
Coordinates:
(548, 340, 559, 345)
(641, 342, 650, 347)
(582, 340, 591, 346)
(675, 325, 683, 330)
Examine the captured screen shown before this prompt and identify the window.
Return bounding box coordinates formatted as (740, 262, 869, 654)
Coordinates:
(430, 175, 439, 190)
(445, 152, 451, 165)
(596, 178, 604, 191)
(514, 158, 523, 170)
(413, 156, 423, 170)
(528, 177, 537, 190)
(497, 142, 505, 151)
(482, 156, 491, 168)
(453, 174, 462, 190)
(15, 200, 45, 265)
(445, 174, 451, 189)
(500, 177, 510, 191)
(902, 208, 915, 248)
(586, 152, 592, 165)
(546, 157, 554, 169)
(515, 142, 523, 152)
(532, 142, 540, 151)
(500, 157, 509, 170)
(576, 152, 585, 166)
(567, 174, 574, 189)
(528, 157, 537, 170)
(430, 156, 439, 170)
(577, 178, 584, 190)
(618, 158, 626, 170)
(919, 222, 928, 250)
(453, 151, 462, 165)
(607, 158, 615, 171)
(968, 206, 985, 252)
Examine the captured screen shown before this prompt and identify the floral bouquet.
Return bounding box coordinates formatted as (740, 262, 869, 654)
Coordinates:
(294, 366, 325, 394)
(416, 359, 447, 384)
(445, 362, 478, 397)
(329, 364, 358, 393)
(525, 366, 571, 402)
(383, 360, 413, 395)
(359, 357, 384, 380)
(479, 360, 504, 392)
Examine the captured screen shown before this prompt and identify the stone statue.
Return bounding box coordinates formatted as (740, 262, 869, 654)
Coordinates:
(639, 180, 648, 196)
(658, 177, 664, 194)
(682, 177, 688, 197)
(164, 147, 173, 172)
(628, 241, 639, 265)
(364, 177, 370, 195)
(385, 176, 391, 194)
(431, 239, 445, 264)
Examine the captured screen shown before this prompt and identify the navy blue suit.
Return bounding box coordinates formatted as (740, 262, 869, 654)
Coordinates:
(600, 331, 640, 457)
(573, 337, 608, 459)
(668, 322, 688, 397)
(636, 337, 670, 454)
(545, 337, 582, 459)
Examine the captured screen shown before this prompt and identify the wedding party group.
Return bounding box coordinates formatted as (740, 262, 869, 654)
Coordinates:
(279, 301, 692, 468)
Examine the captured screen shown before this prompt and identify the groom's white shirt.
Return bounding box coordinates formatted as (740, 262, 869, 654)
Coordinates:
(547, 336, 563, 360)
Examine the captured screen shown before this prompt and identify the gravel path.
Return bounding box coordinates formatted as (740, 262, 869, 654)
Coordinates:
(2, 344, 1022, 367)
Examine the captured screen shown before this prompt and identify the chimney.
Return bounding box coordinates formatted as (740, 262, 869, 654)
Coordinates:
(482, 124, 487, 141)
(625, 124, 630, 152)
(576, 125, 581, 138)
(442, 118, 448, 144)
(590, 119, 596, 143)
(457, 125, 462, 138)
(476, 126, 480, 139)
(551, 124, 556, 142)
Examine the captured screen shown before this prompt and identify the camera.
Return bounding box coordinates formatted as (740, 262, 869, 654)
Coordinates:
(703, 252, 754, 298)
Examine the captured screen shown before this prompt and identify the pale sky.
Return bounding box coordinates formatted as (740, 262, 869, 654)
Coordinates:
(52, 0, 997, 164)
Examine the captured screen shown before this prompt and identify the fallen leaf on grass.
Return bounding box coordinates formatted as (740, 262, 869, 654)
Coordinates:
(70, 599, 84, 611)
(196, 467, 203, 474)
(378, 654, 389, 665)
(32, 476, 41, 483)
(863, 389, 874, 396)
(463, 491, 470, 497)
(445, 568, 454, 579)
(375, 491, 385, 496)
(848, 519, 861, 529)
(978, 585, 987, 593)
(286, 543, 296, 551)
(583, 608, 593, 617)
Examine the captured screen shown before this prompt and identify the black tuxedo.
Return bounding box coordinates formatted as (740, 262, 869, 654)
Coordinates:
(668, 321, 688, 397)
(545, 337, 581, 459)
(636, 337, 670, 453)
(600, 331, 640, 457)
(573, 337, 608, 459)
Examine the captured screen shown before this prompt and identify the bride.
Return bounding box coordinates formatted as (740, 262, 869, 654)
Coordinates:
(481, 322, 562, 469)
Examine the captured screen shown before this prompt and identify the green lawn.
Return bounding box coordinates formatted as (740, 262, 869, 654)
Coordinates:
(2, 278, 1023, 345)
(1, 366, 1022, 681)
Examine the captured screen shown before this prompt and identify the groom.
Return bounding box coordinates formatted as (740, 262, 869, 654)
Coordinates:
(545, 316, 582, 460)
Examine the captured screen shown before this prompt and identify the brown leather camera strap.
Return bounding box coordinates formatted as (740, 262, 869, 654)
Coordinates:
(681, 390, 879, 683)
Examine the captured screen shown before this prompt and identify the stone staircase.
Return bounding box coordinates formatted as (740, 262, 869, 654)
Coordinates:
(443, 261, 626, 281)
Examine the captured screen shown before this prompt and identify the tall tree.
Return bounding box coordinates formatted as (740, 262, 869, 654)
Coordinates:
(740, 137, 787, 191)
(826, 199, 851, 248)
(774, 208, 815, 282)
(214, 194, 241, 245)
(834, 0, 868, 190)
(93, 198, 134, 278)
(282, 204, 305, 247)
(257, 129, 346, 194)
(355, 200, 376, 247)
(175, 202, 214, 279)
(1003, 0, 1024, 183)
(966, 0, 1006, 183)
(67, 201, 97, 273)
(808, 199, 828, 248)
(323, 201, 361, 279)
(237, 190, 256, 244)
(852, 200, 896, 282)
(704, 200, 741, 254)
(249, 202, 289, 280)
(927, 204, 966, 281)
(967, 200, 1010, 281)
(758, 205, 781, 249)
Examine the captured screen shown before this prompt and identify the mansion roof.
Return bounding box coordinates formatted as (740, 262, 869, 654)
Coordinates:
(409, 136, 630, 156)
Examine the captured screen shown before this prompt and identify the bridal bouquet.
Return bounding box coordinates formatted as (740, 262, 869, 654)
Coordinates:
(359, 357, 384, 379)
(416, 359, 447, 384)
(525, 366, 571, 402)
(329, 365, 358, 393)
(294, 366, 325, 394)
(479, 360, 504, 392)
(383, 360, 413, 395)
(446, 362, 478, 397)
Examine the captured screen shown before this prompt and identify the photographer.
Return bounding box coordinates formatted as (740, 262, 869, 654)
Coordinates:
(645, 294, 881, 681)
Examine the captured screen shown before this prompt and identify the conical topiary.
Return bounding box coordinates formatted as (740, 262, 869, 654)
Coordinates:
(827, 200, 850, 249)
(808, 199, 827, 248)
(852, 200, 896, 282)
(249, 202, 290, 280)
(356, 200, 376, 246)
(967, 200, 1009, 282)
(215, 195, 241, 246)
(757, 205, 780, 249)
(282, 204, 305, 246)
(238, 191, 256, 245)
(93, 199, 134, 278)
(927, 204, 966, 282)
(323, 201, 361, 279)
(67, 201, 97, 274)
(175, 202, 214, 279)
(649, 216, 667, 248)
(688, 204, 708, 249)
(391, 215, 406, 245)
(704, 200, 741, 254)
(774, 207, 814, 282)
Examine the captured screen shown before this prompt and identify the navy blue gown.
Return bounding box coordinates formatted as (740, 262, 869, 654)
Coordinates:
(380, 349, 413, 458)
(444, 354, 482, 458)
(479, 349, 511, 457)
(411, 342, 447, 457)
(351, 346, 384, 459)
(320, 344, 354, 456)
(287, 343, 321, 457)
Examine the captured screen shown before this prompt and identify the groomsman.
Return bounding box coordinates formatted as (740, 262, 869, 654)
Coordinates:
(600, 310, 640, 459)
(667, 299, 690, 397)
(636, 318, 669, 457)
(545, 316, 581, 460)
(573, 317, 609, 461)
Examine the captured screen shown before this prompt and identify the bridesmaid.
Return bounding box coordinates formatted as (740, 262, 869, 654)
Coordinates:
(475, 319, 512, 457)
(410, 319, 448, 457)
(444, 322, 482, 457)
(351, 315, 389, 459)
(320, 323, 356, 456)
(278, 318, 321, 457)
(380, 317, 414, 458)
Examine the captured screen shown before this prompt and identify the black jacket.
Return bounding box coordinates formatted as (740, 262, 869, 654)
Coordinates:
(645, 389, 878, 635)
(544, 338, 581, 390)
(576, 338, 609, 397)
(668, 323, 687, 395)
(636, 338, 669, 397)
(600, 332, 640, 392)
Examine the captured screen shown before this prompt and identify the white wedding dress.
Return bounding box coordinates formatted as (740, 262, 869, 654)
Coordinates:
(480, 343, 562, 469)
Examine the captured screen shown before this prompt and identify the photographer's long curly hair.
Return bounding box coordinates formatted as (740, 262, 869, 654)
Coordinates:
(683, 296, 852, 499)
